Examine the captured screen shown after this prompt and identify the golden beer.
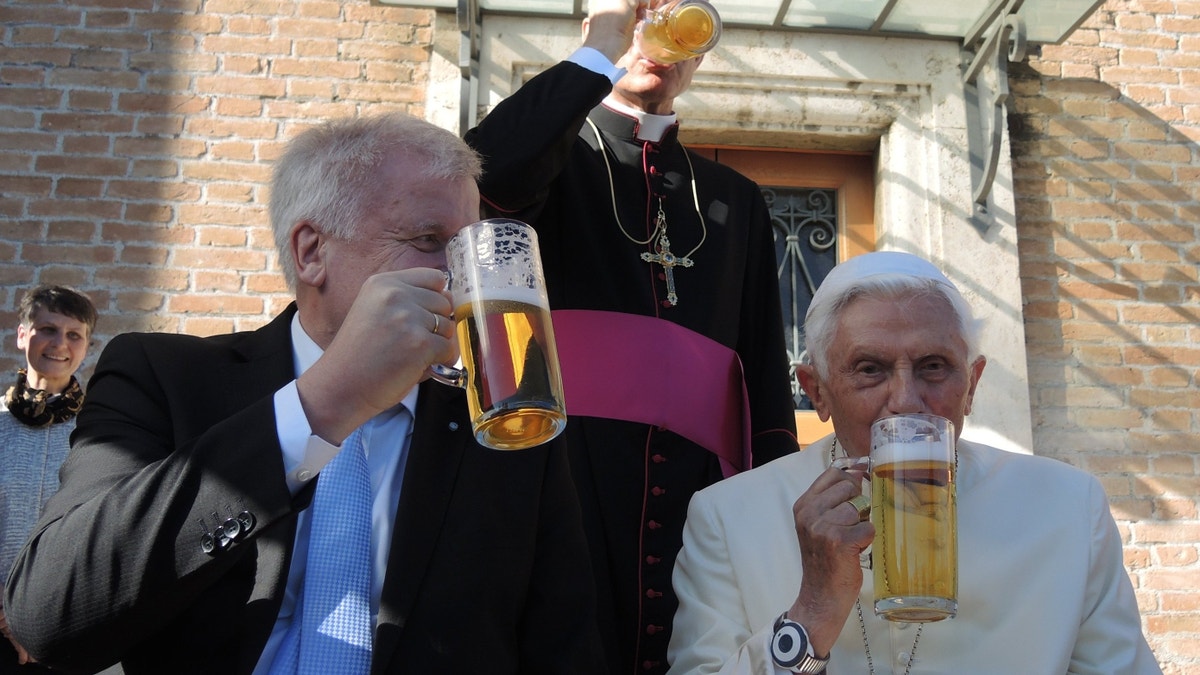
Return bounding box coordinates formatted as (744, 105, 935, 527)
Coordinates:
(872, 457, 957, 622)
(455, 294, 566, 450)
(635, 0, 721, 65)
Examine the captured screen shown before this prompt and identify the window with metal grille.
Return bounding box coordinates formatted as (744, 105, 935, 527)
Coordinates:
(767, 186, 839, 411)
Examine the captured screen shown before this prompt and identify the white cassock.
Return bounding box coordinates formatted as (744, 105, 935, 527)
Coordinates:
(668, 435, 1162, 675)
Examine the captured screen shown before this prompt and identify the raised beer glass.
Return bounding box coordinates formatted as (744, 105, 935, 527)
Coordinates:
(870, 413, 958, 622)
(429, 219, 567, 450)
(633, 0, 722, 65)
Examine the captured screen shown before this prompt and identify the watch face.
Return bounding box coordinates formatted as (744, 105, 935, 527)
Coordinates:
(771, 620, 808, 668)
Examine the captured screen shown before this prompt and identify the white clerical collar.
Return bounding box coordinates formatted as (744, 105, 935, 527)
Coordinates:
(602, 94, 677, 143)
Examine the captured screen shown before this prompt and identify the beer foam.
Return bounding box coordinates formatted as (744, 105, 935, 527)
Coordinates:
(871, 440, 952, 465)
(870, 414, 954, 465)
(452, 285, 548, 310)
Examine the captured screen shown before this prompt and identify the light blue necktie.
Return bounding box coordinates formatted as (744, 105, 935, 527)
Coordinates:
(270, 426, 373, 675)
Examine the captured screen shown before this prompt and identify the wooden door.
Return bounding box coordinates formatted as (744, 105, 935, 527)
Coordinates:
(695, 148, 877, 447)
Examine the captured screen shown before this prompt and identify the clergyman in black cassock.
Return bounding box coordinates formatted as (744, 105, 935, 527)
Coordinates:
(465, 2, 799, 672)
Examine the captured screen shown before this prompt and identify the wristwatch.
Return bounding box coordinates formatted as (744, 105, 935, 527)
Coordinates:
(770, 612, 830, 674)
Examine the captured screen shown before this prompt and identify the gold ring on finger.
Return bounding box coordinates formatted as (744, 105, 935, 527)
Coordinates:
(847, 494, 871, 522)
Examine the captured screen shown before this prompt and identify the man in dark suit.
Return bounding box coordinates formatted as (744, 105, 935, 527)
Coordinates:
(3, 112, 605, 675)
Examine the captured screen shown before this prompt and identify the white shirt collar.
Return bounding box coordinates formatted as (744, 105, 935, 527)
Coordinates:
(602, 94, 678, 143)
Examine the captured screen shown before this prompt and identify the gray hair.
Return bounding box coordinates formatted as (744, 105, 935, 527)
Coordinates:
(269, 112, 483, 289)
(804, 273, 984, 379)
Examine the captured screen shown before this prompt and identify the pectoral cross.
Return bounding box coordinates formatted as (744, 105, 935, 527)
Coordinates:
(641, 232, 693, 306)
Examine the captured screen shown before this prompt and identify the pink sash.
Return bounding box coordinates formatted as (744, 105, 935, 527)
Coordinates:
(550, 309, 750, 477)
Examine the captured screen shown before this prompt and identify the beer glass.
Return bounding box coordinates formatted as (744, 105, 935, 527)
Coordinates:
(429, 219, 567, 450)
(870, 413, 957, 622)
(633, 0, 722, 65)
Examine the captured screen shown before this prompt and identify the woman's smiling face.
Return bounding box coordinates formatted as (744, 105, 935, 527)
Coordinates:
(17, 307, 92, 392)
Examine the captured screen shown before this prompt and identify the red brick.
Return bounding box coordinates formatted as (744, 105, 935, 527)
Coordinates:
(182, 317, 238, 337)
(277, 18, 365, 40)
(199, 36, 291, 56)
(192, 74, 287, 98)
(96, 267, 188, 291)
(0, 44, 71, 69)
(194, 270, 245, 292)
(118, 92, 209, 115)
(114, 291, 166, 313)
(183, 117, 281, 140)
(4, 1, 78, 22)
(173, 247, 269, 271)
(29, 198, 124, 219)
(46, 220, 98, 241)
(0, 86, 60, 109)
(169, 294, 264, 315)
(20, 243, 115, 265)
(215, 99, 263, 117)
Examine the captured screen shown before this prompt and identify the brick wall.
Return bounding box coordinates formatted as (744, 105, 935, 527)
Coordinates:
(0, 0, 436, 380)
(1012, 1, 1200, 671)
(1, 0, 1196, 670)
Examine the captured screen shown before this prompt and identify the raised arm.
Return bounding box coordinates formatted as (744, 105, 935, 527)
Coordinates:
(463, 0, 639, 214)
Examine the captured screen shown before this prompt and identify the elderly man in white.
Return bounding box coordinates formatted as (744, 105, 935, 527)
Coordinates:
(667, 251, 1160, 675)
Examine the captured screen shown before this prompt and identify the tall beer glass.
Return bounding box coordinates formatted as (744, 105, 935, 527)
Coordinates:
(870, 413, 957, 622)
(633, 0, 722, 65)
(430, 219, 567, 450)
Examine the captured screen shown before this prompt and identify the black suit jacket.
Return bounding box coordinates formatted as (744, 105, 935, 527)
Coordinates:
(4, 306, 605, 675)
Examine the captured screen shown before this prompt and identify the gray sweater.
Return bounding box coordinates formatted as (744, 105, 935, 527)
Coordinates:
(0, 404, 73, 583)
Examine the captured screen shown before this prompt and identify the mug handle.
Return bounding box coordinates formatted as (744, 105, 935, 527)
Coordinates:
(831, 455, 871, 474)
(428, 363, 466, 389)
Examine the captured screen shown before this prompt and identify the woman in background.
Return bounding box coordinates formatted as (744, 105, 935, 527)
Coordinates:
(0, 284, 97, 672)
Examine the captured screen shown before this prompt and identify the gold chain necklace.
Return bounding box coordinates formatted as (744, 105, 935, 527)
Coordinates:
(585, 117, 707, 306)
(831, 438, 923, 675)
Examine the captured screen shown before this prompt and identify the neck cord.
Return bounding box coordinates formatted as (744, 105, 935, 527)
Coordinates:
(585, 117, 707, 259)
(831, 437, 923, 675)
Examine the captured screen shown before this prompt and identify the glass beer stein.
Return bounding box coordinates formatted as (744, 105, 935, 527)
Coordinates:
(429, 219, 567, 451)
(633, 0, 722, 65)
(870, 413, 958, 622)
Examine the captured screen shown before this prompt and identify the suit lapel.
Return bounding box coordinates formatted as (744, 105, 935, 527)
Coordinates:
(205, 305, 298, 418)
(216, 306, 307, 672)
(229, 304, 298, 385)
(372, 379, 472, 672)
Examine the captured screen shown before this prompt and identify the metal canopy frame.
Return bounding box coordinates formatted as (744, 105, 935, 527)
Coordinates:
(405, 0, 1102, 209)
(963, 0, 1030, 211)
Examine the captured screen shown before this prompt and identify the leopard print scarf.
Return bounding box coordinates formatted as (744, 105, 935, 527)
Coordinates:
(3, 369, 85, 427)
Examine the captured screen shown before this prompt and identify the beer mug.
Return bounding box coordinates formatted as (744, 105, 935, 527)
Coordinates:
(870, 413, 958, 622)
(633, 0, 722, 65)
(429, 219, 567, 450)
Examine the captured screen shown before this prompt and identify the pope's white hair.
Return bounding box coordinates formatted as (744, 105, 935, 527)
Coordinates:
(803, 266, 985, 379)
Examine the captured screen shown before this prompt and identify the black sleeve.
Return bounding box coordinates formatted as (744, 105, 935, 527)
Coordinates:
(465, 61, 612, 215)
(4, 332, 297, 673)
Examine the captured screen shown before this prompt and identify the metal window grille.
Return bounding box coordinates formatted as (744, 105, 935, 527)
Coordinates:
(766, 186, 839, 410)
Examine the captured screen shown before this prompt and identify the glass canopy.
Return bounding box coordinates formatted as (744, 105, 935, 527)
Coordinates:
(378, 0, 1104, 45)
